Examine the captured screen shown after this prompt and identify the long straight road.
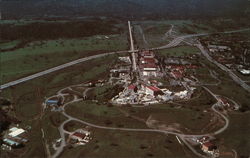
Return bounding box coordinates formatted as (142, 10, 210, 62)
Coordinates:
(197, 43, 250, 93)
(0, 50, 128, 90)
(128, 21, 137, 71)
(1, 23, 249, 91)
(0, 21, 137, 90)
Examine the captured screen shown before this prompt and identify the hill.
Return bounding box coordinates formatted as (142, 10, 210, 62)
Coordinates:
(1, 0, 249, 19)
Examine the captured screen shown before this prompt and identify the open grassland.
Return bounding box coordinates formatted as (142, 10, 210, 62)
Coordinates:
(195, 67, 219, 84)
(197, 57, 250, 111)
(0, 54, 120, 158)
(133, 20, 217, 48)
(120, 88, 216, 134)
(0, 34, 128, 83)
(0, 18, 128, 84)
(65, 101, 148, 129)
(157, 46, 200, 57)
(61, 129, 197, 158)
(133, 21, 174, 48)
(217, 112, 250, 158)
(0, 40, 21, 50)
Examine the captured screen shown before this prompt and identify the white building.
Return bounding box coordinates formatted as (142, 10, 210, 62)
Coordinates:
(8, 127, 25, 137)
(174, 90, 188, 99)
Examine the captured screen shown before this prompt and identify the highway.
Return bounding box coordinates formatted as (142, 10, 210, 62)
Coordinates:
(152, 27, 250, 50)
(197, 43, 250, 93)
(1, 20, 247, 158)
(1, 25, 249, 90)
(128, 21, 137, 71)
(0, 50, 128, 90)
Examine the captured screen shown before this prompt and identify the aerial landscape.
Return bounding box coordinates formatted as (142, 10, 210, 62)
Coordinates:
(0, 0, 250, 158)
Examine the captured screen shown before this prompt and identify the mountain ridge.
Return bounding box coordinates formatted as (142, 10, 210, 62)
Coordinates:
(1, 0, 249, 19)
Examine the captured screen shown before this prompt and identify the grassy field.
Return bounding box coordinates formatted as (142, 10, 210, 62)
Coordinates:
(0, 54, 121, 157)
(195, 66, 219, 84)
(61, 128, 197, 158)
(0, 34, 128, 83)
(133, 20, 217, 48)
(217, 112, 250, 157)
(65, 101, 148, 129)
(120, 88, 216, 134)
(197, 57, 250, 155)
(0, 40, 21, 50)
(193, 55, 250, 157)
(157, 46, 200, 57)
(133, 21, 173, 48)
(196, 57, 250, 110)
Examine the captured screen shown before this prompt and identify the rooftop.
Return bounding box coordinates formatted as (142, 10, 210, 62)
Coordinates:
(147, 86, 161, 92)
(8, 128, 25, 137)
(128, 84, 136, 90)
(72, 132, 86, 139)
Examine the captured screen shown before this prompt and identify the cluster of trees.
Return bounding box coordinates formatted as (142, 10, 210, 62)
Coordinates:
(0, 99, 11, 135)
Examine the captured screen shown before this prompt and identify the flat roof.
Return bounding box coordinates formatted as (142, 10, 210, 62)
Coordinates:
(147, 86, 161, 92)
(72, 132, 86, 139)
(3, 138, 20, 146)
(8, 129, 25, 137)
(9, 127, 18, 132)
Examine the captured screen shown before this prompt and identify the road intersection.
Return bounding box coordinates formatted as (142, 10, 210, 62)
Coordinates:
(1, 21, 248, 158)
(46, 80, 232, 158)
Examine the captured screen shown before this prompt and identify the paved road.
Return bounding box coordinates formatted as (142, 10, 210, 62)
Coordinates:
(197, 43, 250, 93)
(0, 50, 128, 90)
(152, 27, 250, 51)
(48, 82, 230, 158)
(1, 21, 246, 157)
(128, 21, 137, 71)
(137, 25, 149, 48)
(163, 24, 174, 40)
(1, 26, 249, 90)
(203, 86, 230, 135)
(152, 33, 209, 50)
(200, 70, 221, 86)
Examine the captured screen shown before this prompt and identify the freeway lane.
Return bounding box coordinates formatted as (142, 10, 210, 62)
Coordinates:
(128, 21, 137, 71)
(1, 26, 249, 90)
(197, 43, 250, 93)
(0, 50, 128, 90)
(151, 28, 250, 50)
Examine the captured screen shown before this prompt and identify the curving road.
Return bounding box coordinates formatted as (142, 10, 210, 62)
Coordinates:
(202, 86, 230, 135)
(2, 22, 247, 158)
(163, 24, 174, 40)
(152, 27, 250, 50)
(48, 82, 230, 158)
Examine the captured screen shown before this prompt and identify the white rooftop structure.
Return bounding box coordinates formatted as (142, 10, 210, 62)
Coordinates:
(175, 90, 188, 99)
(240, 69, 250, 75)
(9, 127, 19, 132)
(8, 128, 25, 137)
